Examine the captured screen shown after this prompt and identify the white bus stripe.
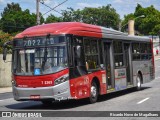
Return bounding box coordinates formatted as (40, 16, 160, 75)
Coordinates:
(137, 97, 150, 104)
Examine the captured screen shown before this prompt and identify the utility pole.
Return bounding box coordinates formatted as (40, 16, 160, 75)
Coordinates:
(36, 0, 40, 25)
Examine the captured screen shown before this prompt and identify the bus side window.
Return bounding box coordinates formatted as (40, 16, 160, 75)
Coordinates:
(66, 36, 73, 67)
(132, 43, 140, 60)
(114, 41, 124, 67)
(85, 56, 98, 70)
(73, 37, 85, 66)
(84, 38, 100, 71)
(140, 43, 148, 60)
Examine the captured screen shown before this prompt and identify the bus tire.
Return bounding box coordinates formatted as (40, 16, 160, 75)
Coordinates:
(41, 100, 53, 105)
(89, 81, 98, 103)
(136, 74, 142, 90)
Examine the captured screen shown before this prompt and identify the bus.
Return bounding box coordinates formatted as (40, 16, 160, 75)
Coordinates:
(2, 22, 155, 104)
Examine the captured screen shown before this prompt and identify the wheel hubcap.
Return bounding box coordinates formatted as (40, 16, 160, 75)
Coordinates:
(91, 86, 97, 98)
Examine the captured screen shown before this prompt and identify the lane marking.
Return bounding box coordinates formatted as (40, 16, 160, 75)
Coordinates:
(155, 77, 160, 80)
(0, 98, 13, 102)
(137, 97, 150, 104)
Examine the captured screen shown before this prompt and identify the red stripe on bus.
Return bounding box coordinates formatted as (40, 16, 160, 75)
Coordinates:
(14, 69, 69, 88)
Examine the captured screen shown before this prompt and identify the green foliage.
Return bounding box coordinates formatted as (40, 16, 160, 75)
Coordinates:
(122, 4, 160, 35)
(152, 24, 160, 34)
(1, 3, 120, 33)
(121, 13, 135, 31)
(0, 31, 13, 53)
(0, 2, 44, 33)
(45, 14, 62, 23)
(61, 5, 121, 30)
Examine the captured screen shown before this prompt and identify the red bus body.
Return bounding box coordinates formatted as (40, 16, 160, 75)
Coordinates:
(11, 22, 155, 102)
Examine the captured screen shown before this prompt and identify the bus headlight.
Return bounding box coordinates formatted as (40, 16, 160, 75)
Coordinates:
(11, 80, 17, 87)
(54, 74, 69, 85)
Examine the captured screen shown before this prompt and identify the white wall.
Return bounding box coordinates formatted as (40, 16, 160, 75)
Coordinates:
(0, 54, 12, 87)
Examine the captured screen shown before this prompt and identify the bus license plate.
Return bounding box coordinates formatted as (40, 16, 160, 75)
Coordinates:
(30, 95, 40, 99)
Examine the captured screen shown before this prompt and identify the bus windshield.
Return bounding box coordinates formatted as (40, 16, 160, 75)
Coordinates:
(12, 36, 68, 76)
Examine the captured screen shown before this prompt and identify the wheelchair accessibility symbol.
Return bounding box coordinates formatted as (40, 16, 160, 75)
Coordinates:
(34, 69, 40, 75)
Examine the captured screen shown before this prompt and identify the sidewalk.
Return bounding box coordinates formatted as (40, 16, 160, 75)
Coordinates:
(0, 87, 12, 94)
(154, 54, 160, 61)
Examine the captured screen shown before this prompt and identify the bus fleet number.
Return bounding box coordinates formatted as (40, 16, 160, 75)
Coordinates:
(41, 81, 53, 85)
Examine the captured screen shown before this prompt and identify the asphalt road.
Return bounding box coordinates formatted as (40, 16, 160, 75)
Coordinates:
(0, 60, 160, 120)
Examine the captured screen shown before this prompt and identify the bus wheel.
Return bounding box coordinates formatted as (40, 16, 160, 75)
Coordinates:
(136, 74, 142, 90)
(41, 100, 53, 105)
(89, 81, 98, 103)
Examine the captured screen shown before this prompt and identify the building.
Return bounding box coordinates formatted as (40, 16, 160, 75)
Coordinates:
(149, 36, 160, 55)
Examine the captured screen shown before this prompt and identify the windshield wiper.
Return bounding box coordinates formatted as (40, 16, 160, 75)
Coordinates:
(42, 34, 50, 70)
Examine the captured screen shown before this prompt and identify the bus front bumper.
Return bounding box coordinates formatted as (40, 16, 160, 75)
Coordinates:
(12, 81, 72, 101)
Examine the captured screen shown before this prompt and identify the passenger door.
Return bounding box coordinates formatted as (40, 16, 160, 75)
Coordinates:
(103, 41, 114, 89)
(124, 43, 133, 85)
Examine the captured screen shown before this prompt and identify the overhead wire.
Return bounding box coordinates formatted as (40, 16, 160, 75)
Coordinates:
(40, 1, 62, 15)
(41, 0, 68, 16)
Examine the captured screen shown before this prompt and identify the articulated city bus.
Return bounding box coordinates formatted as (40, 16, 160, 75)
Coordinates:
(3, 22, 155, 104)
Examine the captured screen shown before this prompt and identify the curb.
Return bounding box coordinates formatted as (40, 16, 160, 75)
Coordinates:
(155, 57, 160, 61)
(0, 87, 12, 94)
(155, 58, 160, 61)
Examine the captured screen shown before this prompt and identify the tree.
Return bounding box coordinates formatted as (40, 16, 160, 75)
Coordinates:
(45, 14, 61, 23)
(0, 2, 44, 33)
(1, 2, 21, 18)
(135, 5, 160, 35)
(121, 13, 134, 32)
(0, 31, 13, 53)
(122, 4, 160, 35)
(152, 24, 160, 35)
(61, 5, 120, 30)
(61, 7, 75, 22)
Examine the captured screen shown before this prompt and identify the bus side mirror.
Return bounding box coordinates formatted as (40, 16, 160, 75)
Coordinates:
(2, 41, 13, 62)
(3, 47, 7, 61)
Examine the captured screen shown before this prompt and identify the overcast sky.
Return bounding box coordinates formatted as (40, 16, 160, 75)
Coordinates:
(0, 0, 160, 19)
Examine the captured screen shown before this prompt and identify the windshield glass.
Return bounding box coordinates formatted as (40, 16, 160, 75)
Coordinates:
(12, 36, 68, 75)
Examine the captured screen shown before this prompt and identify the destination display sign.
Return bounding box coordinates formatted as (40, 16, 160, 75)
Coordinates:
(13, 36, 65, 47)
